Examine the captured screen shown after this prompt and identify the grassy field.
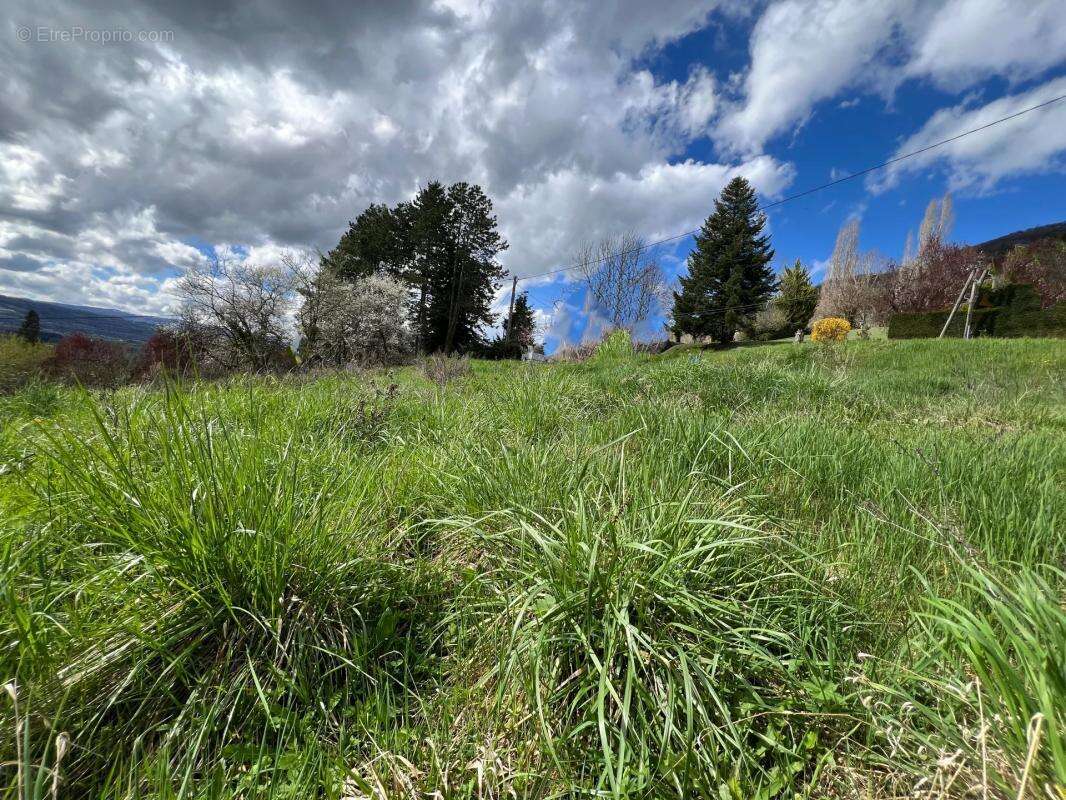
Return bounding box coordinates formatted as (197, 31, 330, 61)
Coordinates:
(0, 337, 1063, 799)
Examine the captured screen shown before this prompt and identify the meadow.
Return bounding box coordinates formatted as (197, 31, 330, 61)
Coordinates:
(0, 336, 1063, 799)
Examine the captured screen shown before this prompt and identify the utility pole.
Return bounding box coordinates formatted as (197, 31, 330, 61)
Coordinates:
(506, 274, 517, 342)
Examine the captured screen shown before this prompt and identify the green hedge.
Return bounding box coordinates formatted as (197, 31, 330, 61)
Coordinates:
(889, 284, 1065, 339)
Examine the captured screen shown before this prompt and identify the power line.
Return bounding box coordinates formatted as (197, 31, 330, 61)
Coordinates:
(519, 92, 1066, 283)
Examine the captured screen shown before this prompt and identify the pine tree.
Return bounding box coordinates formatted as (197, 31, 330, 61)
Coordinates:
(775, 260, 818, 330)
(672, 177, 776, 342)
(18, 309, 41, 344)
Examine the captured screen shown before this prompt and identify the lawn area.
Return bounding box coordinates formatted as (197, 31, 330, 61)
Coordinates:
(1, 337, 1063, 798)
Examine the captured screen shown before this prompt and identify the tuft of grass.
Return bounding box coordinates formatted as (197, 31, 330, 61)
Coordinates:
(8, 383, 445, 790)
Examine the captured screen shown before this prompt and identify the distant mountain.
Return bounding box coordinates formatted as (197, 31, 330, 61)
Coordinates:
(974, 221, 1066, 261)
(0, 295, 174, 344)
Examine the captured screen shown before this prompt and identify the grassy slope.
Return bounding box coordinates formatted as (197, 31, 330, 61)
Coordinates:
(0, 338, 1063, 798)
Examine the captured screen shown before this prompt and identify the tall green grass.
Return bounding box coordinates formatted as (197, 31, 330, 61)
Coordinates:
(0, 338, 1062, 797)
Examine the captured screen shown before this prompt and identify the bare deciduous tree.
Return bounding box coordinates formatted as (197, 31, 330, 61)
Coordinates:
(812, 219, 895, 328)
(574, 232, 665, 332)
(177, 255, 303, 371)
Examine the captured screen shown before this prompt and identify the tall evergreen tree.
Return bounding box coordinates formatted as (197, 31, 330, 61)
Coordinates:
(672, 177, 776, 342)
(503, 291, 536, 350)
(18, 309, 40, 344)
(424, 182, 507, 354)
(407, 182, 452, 351)
(324, 203, 409, 281)
(775, 259, 819, 330)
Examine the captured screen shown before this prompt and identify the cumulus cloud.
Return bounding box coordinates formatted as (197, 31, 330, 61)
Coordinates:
(716, 0, 908, 154)
(498, 155, 794, 277)
(906, 0, 1066, 89)
(715, 0, 1066, 154)
(869, 77, 1066, 193)
(0, 0, 744, 313)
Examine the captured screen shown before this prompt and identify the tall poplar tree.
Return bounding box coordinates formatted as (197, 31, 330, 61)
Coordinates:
(672, 177, 776, 342)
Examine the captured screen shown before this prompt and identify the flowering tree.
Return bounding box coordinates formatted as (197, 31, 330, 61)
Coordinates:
(298, 272, 412, 366)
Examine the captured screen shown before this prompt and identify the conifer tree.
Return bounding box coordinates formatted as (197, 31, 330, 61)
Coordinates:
(775, 260, 818, 330)
(507, 292, 536, 346)
(18, 309, 41, 344)
(672, 177, 776, 342)
(424, 182, 507, 354)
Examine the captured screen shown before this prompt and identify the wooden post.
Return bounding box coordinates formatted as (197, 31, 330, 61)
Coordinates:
(939, 267, 976, 339)
(963, 267, 987, 340)
(506, 274, 517, 341)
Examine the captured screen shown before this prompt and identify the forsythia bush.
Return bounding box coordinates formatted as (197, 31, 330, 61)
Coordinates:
(811, 317, 851, 342)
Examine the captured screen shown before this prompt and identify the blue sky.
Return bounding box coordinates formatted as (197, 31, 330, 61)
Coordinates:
(1, 0, 1064, 350)
(528, 8, 1066, 350)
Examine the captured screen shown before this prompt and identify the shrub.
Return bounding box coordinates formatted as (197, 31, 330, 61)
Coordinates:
(0, 335, 51, 393)
(752, 303, 792, 340)
(890, 241, 983, 314)
(1000, 238, 1066, 307)
(888, 284, 1066, 339)
(986, 283, 1066, 337)
(811, 317, 851, 342)
(300, 273, 413, 367)
(137, 327, 195, 376)
(46, 333, 130, 387)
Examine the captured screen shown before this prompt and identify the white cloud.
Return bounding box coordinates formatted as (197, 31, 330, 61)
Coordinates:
(869, 77, 1066, 193)
(0, 144, 71, 212)
(716, 0, 910, 153)
(0, 0, 744, 311)
(906, 0, 1066, 89)
(716, 0, 1066, 154)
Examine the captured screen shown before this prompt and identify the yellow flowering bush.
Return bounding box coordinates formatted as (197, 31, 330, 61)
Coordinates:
(811, 317, 851, 342)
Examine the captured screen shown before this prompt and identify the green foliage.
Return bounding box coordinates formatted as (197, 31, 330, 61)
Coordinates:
(928, 566, 1066, 791)
(324, 201, 410, 281)
(472, 486, 840, 795)
(889, 283, 1066, 339)
(864, 565, 1066, 797)
(494, 291, 536, 357)
(775, 260, 818, 330)
(17, 309, 40, 345)
(0, 334, 51, 393)
(589, 328, 635, 363)
(0, 339, 1063, 797)
(672, 176, 777, 343)
(5, 384, 444, 791)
